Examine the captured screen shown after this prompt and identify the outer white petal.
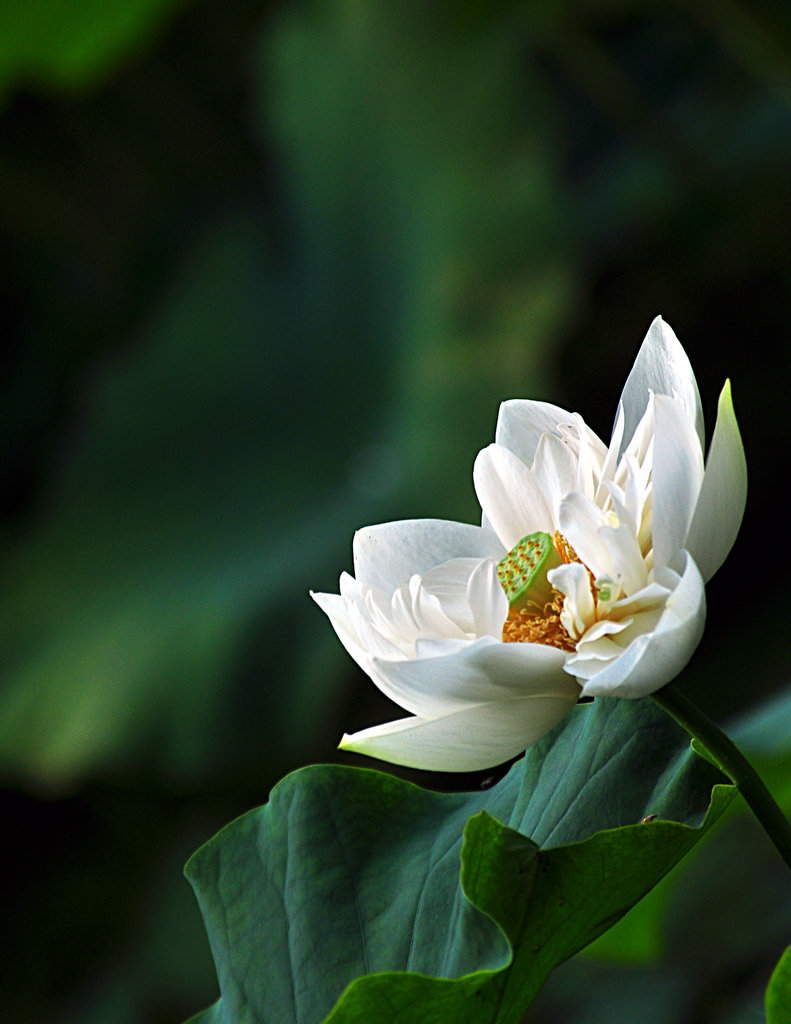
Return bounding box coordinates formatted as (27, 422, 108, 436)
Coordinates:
(311, 587, 450, 719)
(618, 316, 704, 454)
(651, 395, 704, 570)
(370, 634, 575, 718)
(339, 672, 580, 773)
(493, 398, 573, 466)
(684, 380, 747, 583)
(311, 589, 373, 672)
(576, 551, 706, 698)
(473, 444, 553, 549)
(313, 584, 433, 713)
(352, 519, 503, 592)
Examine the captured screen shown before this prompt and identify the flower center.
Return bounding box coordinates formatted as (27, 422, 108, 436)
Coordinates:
(497, 531, 577, 652)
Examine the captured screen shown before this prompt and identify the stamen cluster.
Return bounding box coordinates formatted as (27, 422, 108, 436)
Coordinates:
(500, 531, 581, 652)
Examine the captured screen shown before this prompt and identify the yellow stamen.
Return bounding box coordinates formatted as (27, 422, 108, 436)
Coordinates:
(502, 593, 576, 651)
(553, 530, 578, 565)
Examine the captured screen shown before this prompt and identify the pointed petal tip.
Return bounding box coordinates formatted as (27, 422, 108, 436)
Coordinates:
(683, 376, 746, 582)
(619, 314, 703, 454)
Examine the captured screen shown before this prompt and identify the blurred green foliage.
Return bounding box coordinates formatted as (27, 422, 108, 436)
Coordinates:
(0, 0, 191, 100)
(1, 1, 791, 1022)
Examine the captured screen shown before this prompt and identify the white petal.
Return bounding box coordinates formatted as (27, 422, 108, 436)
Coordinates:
(606, 453, 648, 539)
(651, 395, 704, 570)
(576, 551, 706, 698)
(347, 596, 408, 660)
(385, 582, 422, 640)
(620, 398, 655, 472)
(618, 316, 704, 455)
(411, 583, 467, 640)
(352, 519, 503, 592)
(311, 589, 356, 645)
(531, 432, 578, 524)
(493, 398, 572, 466)
(600, 522, 648, 594)
(311, 589, 378, 673)
(416, 557, 498, 636)
(684, 380, 747, 582)
(548, 561, 595, 637)
(339, 681, 579, 773)
(594, 403, 626, 506)
(466, 558, 510, 638)
(608, 580, 673, 619)
(557, 491, 613, 581)
(370, 635, 574, 718)
(570, 413, 608, 501)
(473, 444, 553, 550)
(576, 616, 631, 645)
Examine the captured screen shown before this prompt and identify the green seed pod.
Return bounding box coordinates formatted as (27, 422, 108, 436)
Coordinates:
(496, 531, 562, 613)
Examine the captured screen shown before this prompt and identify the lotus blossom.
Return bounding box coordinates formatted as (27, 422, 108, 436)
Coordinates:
(313, 317, 746, 771)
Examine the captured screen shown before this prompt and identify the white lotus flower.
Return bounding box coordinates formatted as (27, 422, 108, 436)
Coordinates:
(313, 317, 746, 771)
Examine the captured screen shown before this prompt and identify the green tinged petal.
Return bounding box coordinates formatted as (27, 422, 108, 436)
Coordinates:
(684, 380, 747, 583)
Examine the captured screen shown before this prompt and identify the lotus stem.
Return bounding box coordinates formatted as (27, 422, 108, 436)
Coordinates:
(652, 684, 791, 873)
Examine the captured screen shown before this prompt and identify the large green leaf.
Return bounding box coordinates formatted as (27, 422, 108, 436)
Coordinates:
(185, 698, 732, 1024)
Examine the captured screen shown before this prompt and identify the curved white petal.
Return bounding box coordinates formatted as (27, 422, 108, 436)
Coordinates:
(605, 453, 647, 539)
(370, 635, 575, 718)
(311, 589, 373, 670)
(473, 444, 553, 549)
(596, 402, 626, 505)
(619, 316, 704, 454)
(570, 412, 608, 501)
(493, 398, 572, 467)
(352, 519, 503, 592)
(684, 380, 747, 582)
(548, 561, 595, 638)
(575, 616, 631, 645)
(651, 394, 704, 570)
(417, 557, 502, 636)
(557, 491, 613, 581)
(311, 587, 354, 636)
(411, 583, 466, 640)
(531, 431, 579, 523)
(467, 558, 510, 638)
(576, 552, 706, 698)
(600, 522, 648, 594)
(339, 688, 580, 773)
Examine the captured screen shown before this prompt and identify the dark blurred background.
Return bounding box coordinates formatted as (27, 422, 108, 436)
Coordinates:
(2, 2, 790, 1022)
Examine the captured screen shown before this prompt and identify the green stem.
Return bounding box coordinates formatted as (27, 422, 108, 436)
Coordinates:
(652, 684, 791, 873)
